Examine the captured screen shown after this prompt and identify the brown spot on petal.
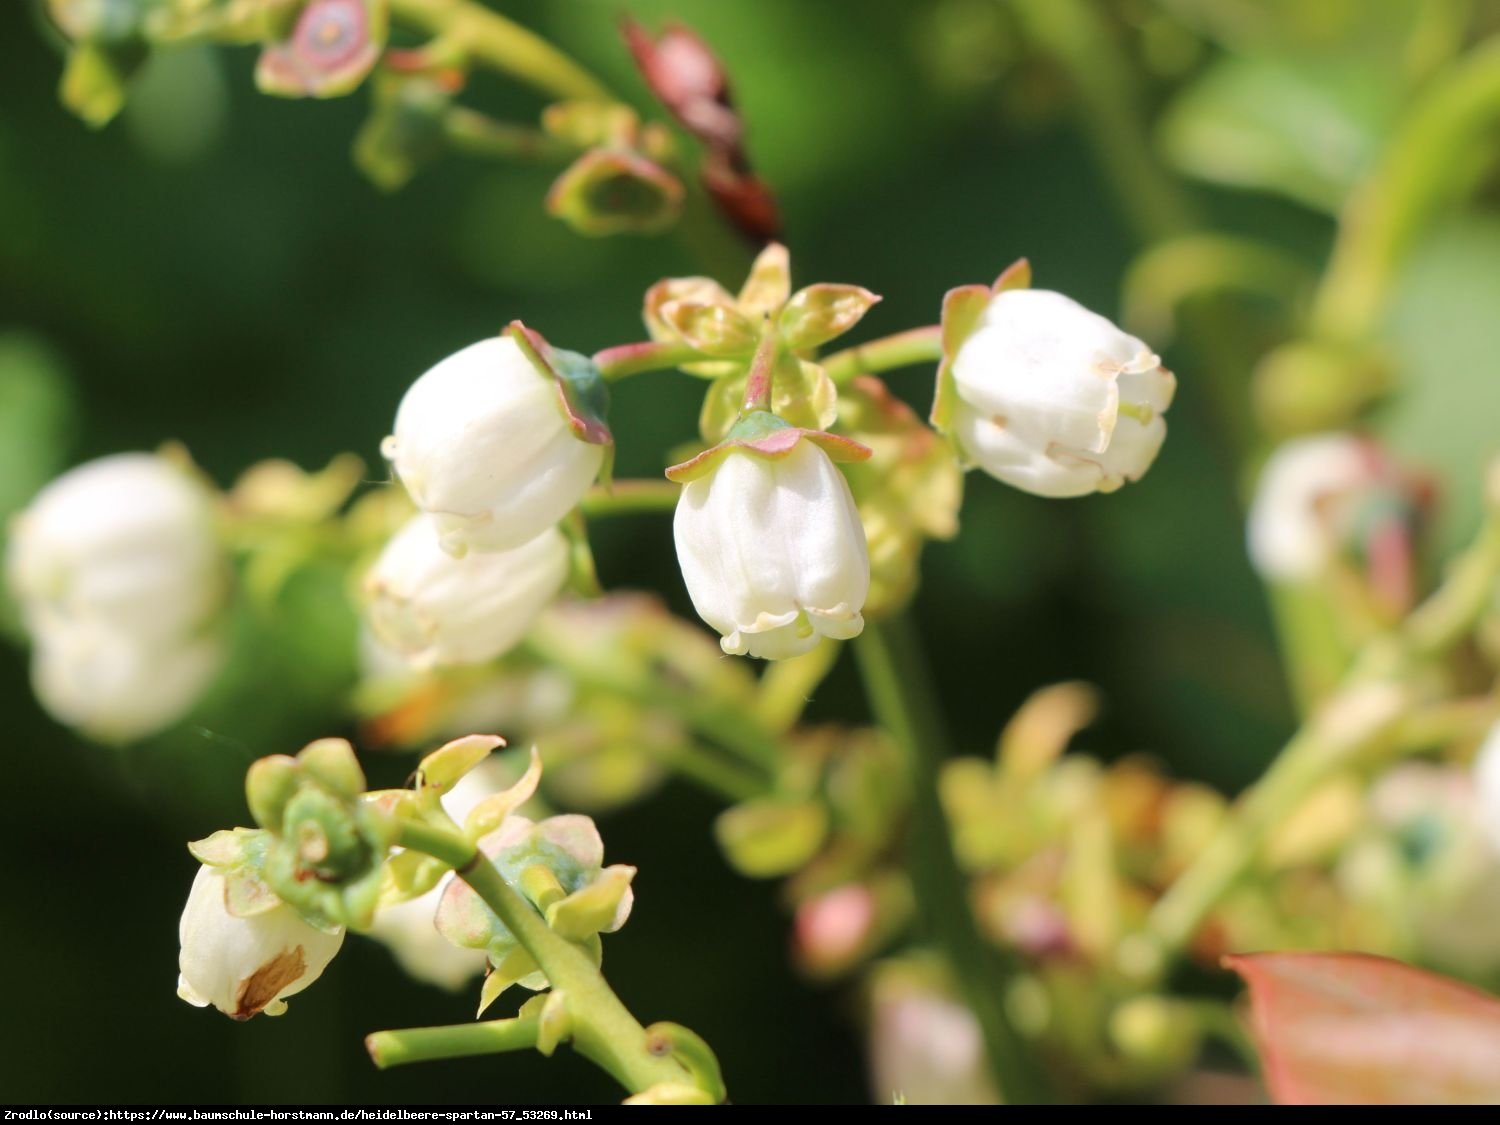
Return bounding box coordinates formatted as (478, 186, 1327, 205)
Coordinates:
(233, 946, 306, 1019)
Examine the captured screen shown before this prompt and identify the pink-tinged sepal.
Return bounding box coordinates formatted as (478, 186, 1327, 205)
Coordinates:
(780, 284, 882, 351)
(545, 147, 684, 237)
(255, 0, 386, 99)
(666, 411, 871, 484)
(737, 243, 792, 316)
(506, 320, 614, 453)
(656, 300, 759, 358)
(992, 257, 1032, 293)
(930, 284, 992, 434)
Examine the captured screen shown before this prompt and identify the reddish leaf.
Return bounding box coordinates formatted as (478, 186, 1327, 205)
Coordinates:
(1226, 951, 1500, 1105)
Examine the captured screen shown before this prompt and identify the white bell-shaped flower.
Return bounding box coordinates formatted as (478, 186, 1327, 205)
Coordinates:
(945, 288, 1174, 498)
(177, 864, 344, 1019)
(6, 452, 226, 740)
(364, 514, 569, 668)
(673, 436, 870, 660)
(31, 620, 222, 743)
(1246, 433, 1384, 583)
(383, 336, 605, 557)
(6, 452, 222, 643)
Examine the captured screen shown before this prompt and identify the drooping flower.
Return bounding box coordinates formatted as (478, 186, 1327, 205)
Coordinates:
(382, 329, 609, 557)
(1247, 433, 1425, 595)
(177, 862, 344, 1020)
(5, 451, 226, 739)
(30, 620, 222, 743)
(363, 514, 569, 668)
(933, 264, 1175, 498)
(669, 416, 871, 660)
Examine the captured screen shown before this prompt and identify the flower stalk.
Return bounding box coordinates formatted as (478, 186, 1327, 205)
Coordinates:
(387, 820, 693, 1096)
(854, 615, 1050, 1104)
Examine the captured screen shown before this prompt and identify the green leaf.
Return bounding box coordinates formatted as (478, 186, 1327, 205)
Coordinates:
(1160, 54, 1396, 212)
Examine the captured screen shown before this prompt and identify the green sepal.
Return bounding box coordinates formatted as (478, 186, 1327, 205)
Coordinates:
(59, 39, 146, 128)
(462, 746, 542, 840)
(644, 1023, 727, 1104)
(353, 71, 453, 192)
(737, 243, 791, 316)
(656, 301, 759, 358)
(187, 828, 283, 919)
(666, 411, 871, 484)
(545, 864, 637, 940)
(416, 733, 504, 795)
(507, 321, 614, 452)
(545, 147, 683, 237)
(992, 256, 1032, 293)
(534, 990, 573, 1057)
(713, 797, 829, 878)
(929, 283, 992, 436)
(780, 284, 882, 351)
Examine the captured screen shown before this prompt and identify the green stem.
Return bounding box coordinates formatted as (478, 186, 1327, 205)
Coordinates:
(1146, 686, 1407, 954)
(367, 1013, 540, 1069)
(592, 340, 703, 382)
(1009, 0, 1198, 242)
(389, 0, 612, 102)
(522, 636, 782, 775)
(392, 822, 691, 1095)
(442, 108, 576, 164)
(1147, 500, 1500, 955)
(820, 326, 942, 385)
(578, 480, 680, 518)
(854, 616, 1049, 1104)
(1310, 38, 1500, 341)
(649, 740, 768, 803)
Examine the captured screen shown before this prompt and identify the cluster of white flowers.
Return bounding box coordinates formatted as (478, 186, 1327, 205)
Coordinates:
(5, 452, 225, 740)
(368, 335, 596, 669)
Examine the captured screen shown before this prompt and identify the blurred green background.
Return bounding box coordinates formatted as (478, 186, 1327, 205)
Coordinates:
(3, 0, 1498, 1104)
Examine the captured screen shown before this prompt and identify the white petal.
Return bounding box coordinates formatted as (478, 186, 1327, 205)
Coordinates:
(6, 452, 222, 643)
(177, 865, 344, 1018)
(388, 337, 603, 554)
(952, 403, 1104, 499)
(673, 442, 869, 660)
(364, 515, 569, 668)
(30, 623, 222, 742)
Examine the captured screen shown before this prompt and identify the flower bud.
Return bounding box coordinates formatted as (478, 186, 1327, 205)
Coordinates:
(383, 334, 607, 556)
(868, 968, 998, 1105)
(177, 864, 344, 1019)
(670, 419, 871, 660)
(364, 515, 568, 668)
(936, 280, 1175, 498)
(6, 452, 226, 739)
(1247, 432, 1430, 593)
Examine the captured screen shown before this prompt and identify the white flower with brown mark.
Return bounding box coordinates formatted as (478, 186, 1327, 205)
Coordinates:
(177, 863, 344, 1019)
(363, 514, 569, 669)
(933, 262, 1175, 499)
(382, 326, 610, 557)
(669, 414, 871, 660)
